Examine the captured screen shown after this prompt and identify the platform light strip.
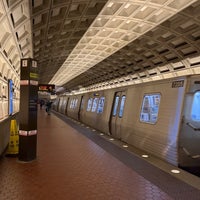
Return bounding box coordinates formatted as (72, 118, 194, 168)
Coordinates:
(50, 0, 197, 86)
(171, 169, 180, 174)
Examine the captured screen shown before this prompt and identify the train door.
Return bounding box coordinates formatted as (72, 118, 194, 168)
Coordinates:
(179, 80, 200, 167)
(78, 96, 84, 121)
(109, 91, 126, 139)
(64, 97, 69, 116)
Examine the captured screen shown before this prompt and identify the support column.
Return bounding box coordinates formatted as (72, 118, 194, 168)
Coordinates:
(19, 58, 38, 162)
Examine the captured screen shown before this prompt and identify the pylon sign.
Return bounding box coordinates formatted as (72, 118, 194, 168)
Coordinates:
(7, 119, 19, 155)
(19, 58, 38, 161)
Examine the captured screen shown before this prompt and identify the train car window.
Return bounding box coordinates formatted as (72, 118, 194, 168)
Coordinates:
(74, 99, 78, 109)
(72, 99, 75, 109)
(97, 97, 105, 114)
(71, 99, 76, 109)
(140, 94, 160, 124)
(119, 95, 126, 118)
(191, 91, 200, 121)
(91, 98, 99, 112)
(87, 98, 93, 111)
(113, 96, 120, 116)
(69, 99, 73, 109)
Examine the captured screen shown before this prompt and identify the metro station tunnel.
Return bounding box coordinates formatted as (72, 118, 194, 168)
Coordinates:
(1, 0, 200, 199)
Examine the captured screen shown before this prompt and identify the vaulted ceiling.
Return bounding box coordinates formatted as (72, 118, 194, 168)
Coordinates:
(31, 0, 108, 85)
(64, 1, 200, 91)
(2, 0, 200, 93)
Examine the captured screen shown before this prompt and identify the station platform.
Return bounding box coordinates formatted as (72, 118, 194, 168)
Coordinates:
(0, 108, 200, 200)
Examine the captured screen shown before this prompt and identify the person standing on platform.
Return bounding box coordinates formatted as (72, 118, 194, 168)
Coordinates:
(45, 100, 52, 115)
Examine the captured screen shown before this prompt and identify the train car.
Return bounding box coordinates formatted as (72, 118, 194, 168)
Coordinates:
(80, 91, 113, 133)
(54, 75, 200, 169)
(67, 95, 84, 121)
(57, 96, 69, 115)
(52, 98, 60, 112)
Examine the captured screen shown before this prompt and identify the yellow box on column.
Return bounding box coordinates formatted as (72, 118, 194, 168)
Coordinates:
(6, 119, 19, 155)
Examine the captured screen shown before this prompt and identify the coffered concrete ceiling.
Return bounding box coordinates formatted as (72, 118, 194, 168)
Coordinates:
(2, 0, 200, 92)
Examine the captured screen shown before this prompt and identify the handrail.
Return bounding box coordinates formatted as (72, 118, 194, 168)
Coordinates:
(186, 122, 200, 131)
(182, 147, 200, 159)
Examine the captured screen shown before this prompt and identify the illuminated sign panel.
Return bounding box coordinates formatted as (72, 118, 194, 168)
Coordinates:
(8, 79, 13, 115)
(38, 84, 55, 92)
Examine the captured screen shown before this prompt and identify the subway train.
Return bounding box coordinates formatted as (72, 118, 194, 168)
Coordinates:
(53, 75, 200, 170)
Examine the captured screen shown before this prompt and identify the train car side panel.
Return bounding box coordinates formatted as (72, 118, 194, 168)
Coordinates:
(52, 98, 59, 111)
(80, 91, 114, 134)
(58, 96, 64, 113)
(94, 90, 115, 134)
(79, 93, 90, 123)
(60, 96, 69, 114)
(67, 95, 82, 120)
(121, 78, 186, 166)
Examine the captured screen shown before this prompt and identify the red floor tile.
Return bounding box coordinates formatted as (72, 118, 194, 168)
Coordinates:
(0, 109, 173, 200)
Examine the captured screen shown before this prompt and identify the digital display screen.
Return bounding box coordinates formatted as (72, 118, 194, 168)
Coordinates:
(38, 84, 55, 92)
